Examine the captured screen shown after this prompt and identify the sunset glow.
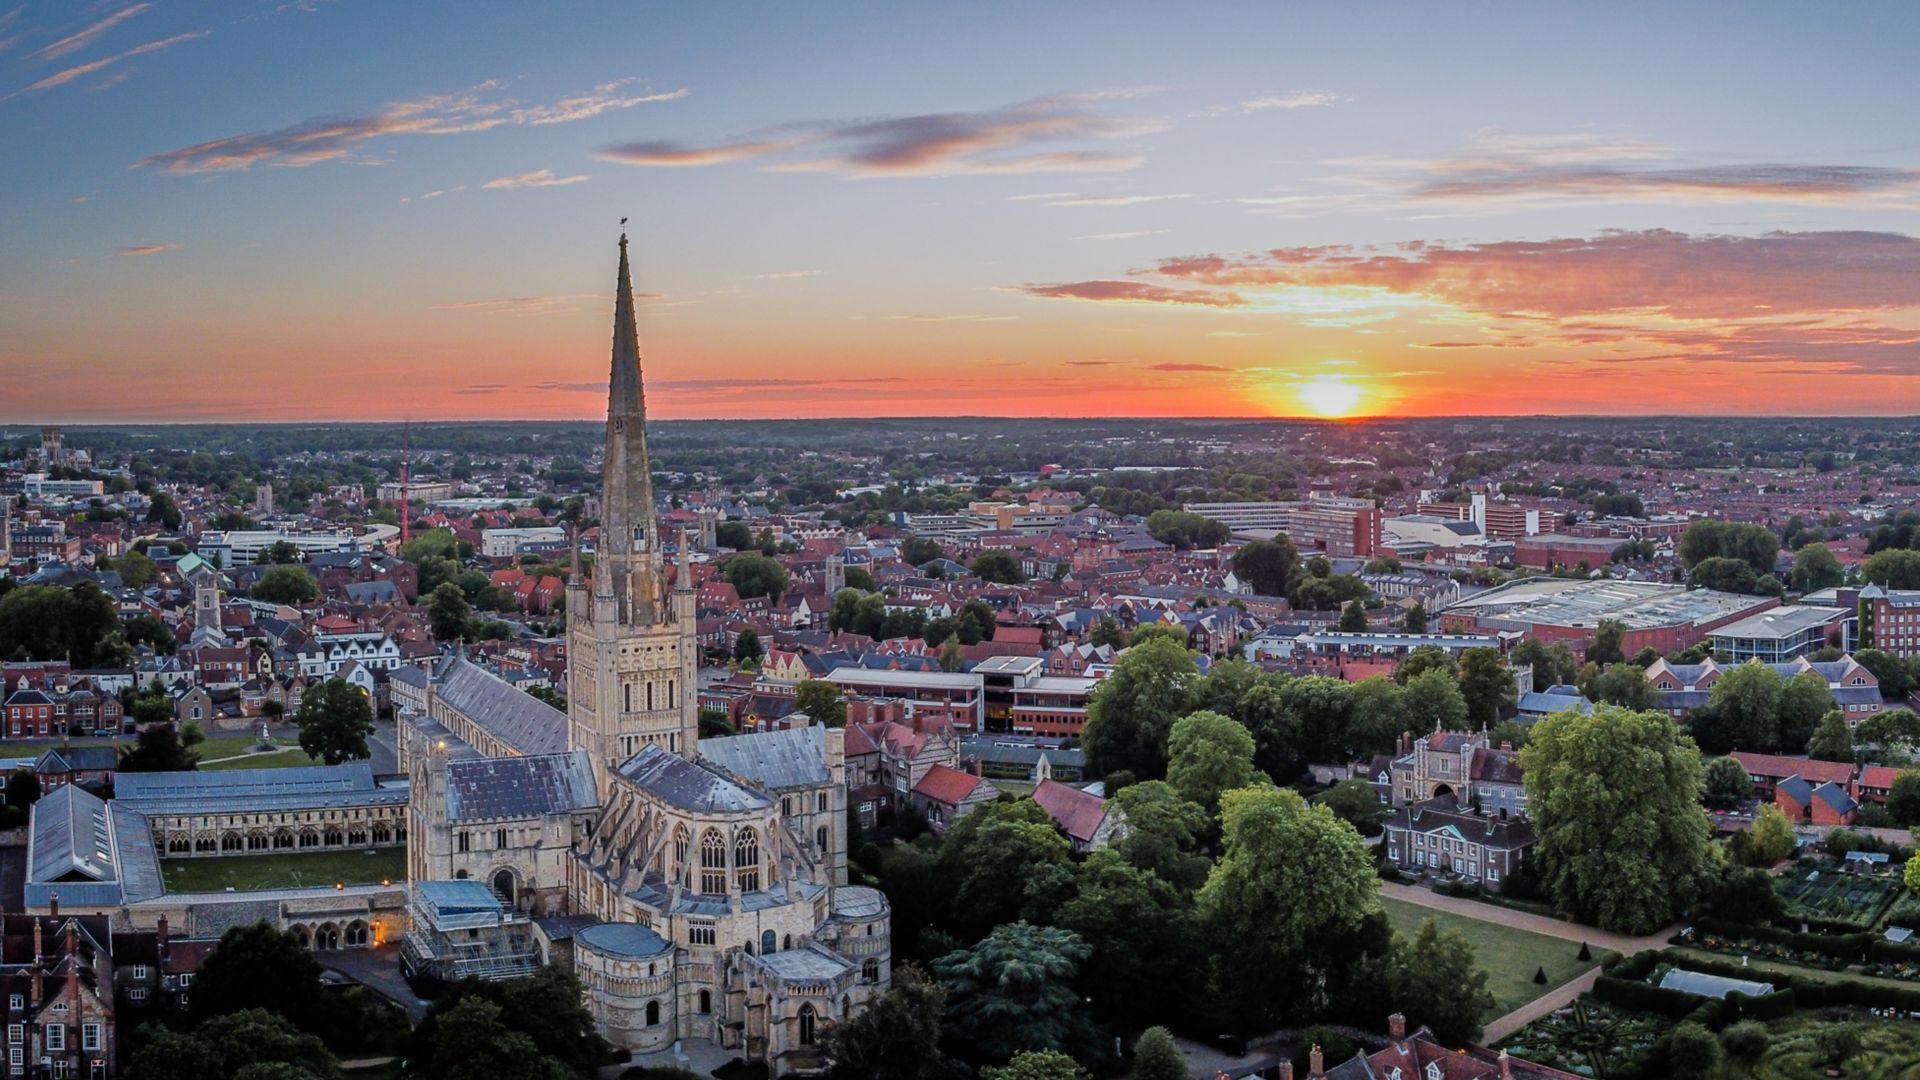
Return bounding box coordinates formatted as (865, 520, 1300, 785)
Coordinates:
(1, 4, 1917, 421)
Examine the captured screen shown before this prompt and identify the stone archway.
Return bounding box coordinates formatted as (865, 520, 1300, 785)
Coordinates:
(491, 868, 517, 907)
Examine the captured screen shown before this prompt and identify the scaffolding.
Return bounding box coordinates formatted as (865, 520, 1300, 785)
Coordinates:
(400, 880, 542, 984)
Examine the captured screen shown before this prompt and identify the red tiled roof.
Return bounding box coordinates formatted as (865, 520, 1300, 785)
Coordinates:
(911, 763, 982, 805)
(1730, 751, 1853, 786)
(1857, 765, 1901, 790)
(1031, 779, 1106, 843)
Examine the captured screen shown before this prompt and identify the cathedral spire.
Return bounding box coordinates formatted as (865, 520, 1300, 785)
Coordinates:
(599, 227, 663, 623)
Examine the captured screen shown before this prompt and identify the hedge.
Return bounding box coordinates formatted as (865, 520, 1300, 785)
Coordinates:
(1726, 988, 1795, 1022)
(1691, 916, 1874, 957)
(1593, 975, 1709, 1020)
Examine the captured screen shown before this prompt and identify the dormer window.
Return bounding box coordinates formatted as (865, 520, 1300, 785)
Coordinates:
(1426, 1063, 1442, 1080)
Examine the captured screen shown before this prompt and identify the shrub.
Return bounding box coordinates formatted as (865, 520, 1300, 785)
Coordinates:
(1720, 1020, 1771, 1060)
(1664, 1022, 1722, 1079)
(1533, 966, 1548, 985)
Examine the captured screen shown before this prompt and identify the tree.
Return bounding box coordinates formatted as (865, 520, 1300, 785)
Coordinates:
(1401, 602, 1428, 633)
(1813, 1024, 1863, 1071)
(933, 923, 1100, 1067)
(1586, 619, 1626, 666)
(1888, 770, 1920, 826)
(125, 612, 176, 654)
(733, 627, 764, 663)
(0, 583, 123, 667)
(1167, 710, 1261, 814)
(427, 582, 471, 641)
(1319, 778, 1390, 837)
(250, 566, 320, 605)
(1748, 804, 1797, 864)
(1706, 867, 1784, 924)
(792, 678, 847, 727)
(1864, 549, 1920, 589)
(1701, 756, 1752, 809)
(1666, 1021, 1723, 1079)
(1678, 520, 1781, 577)
(1089, 617, 1124, 649)
(979, 1051, 1090, 1080)
(1198, 786, 1381, 1032)
(193, 923, 329, 1027)
(292, 679, 374, 766)
(1457, 648, 1516, 726)
(1081, 637, 1199, 780)
(899, 536, 945, 566)
(1588, 663, 1656, 711)
(1720, 1020, 1771, 1063)
(824, 964, 967, 1080)
(118, 723, 199, 772)
(1108, 781, 1212, 894)
(1057, 852, 1195, 1031)
(938, 636, 965, 672)
(114, 550, 157, 588)
(1129, 1027, 1188, 1080)
(407, 966, 605, 1080)
(1338, 599, 1369, 632)
(1146, 509, 1229, 550)
(1687, 556, 1764, 595)
(1696, 661, 1789, 753)
(1520, 706, 1712, 933)
(1777, 672, 1833, 752)
(1379, 918, 1496, 1045)
(421, 996, 572, 1080)
(1396, 645, 1457, 684)
(955, 598, 999, 644)
(1791, 543, 1845, 593)
(146, 490, 182, 530)
(130, 1009, 342, 1080)
(969, 550, 1025, 584)
(1808, 710, 1854, 762)
(1855, 707, 1920, 759)
(723, 553, 791, 601)
(936, 800, 1075, 940)
(4, 767, 40, 809)
(1852, 648, 1915, 698)
(1232, 536, 1301, 597)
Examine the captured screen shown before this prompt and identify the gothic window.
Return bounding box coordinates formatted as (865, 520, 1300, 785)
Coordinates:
(699, 989, 711, 1013)
(458, 832, 470, 854)
(862, 959, 879, 982)
(668, 679, 675, 709)
(816, 825, 829, 851)
(645, 1000, 660, 1026)
(700, 830, 727, 893)
(798, 1004, 817, 1046)
(646, 681, 654, 711)
(761, 930, 777, 954)
(623, 682, 632, 712)
(734, 829, 761, 892)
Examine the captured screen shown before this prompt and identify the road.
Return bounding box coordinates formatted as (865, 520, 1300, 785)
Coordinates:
(366, 718, 400, 776)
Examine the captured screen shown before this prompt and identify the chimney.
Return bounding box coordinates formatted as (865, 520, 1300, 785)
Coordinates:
(32, 920, 43, 964)
(156, 914, 170, 966)
(1499, 1048, 1513, 1080)
(1310, 1044, 1324, 1077)
(1276, 1064, 1293, 1080)
(1389, 1011, 1407, 1040)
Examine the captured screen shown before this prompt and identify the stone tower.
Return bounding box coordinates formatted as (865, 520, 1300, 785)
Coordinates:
(568, 232, 700, 789)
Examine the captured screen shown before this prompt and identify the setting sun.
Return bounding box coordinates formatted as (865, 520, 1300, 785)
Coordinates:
(1296, 376, 1365, 418)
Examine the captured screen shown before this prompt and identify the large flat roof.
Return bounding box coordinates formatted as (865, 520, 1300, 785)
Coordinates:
(1710, 606, 1848, 641)
(1443, 578, 1771, 632)
(826, 667, 979, 690)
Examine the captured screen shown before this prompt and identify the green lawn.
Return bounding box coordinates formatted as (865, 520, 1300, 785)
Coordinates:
(1382, 897, 1596, 1018)
(200, 746, 321, 771)
(161, 848, 407, 893)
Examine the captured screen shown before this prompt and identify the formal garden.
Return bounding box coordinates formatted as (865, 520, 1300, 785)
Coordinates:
(1496, 998, 1672, 1078)
(1778, 863, 1904, 931)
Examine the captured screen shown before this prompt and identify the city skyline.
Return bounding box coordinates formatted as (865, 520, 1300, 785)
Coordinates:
(4, 2, 1919, 422)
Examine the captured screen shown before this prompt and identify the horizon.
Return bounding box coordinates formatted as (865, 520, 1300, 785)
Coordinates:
(4, 3, 1920, 421)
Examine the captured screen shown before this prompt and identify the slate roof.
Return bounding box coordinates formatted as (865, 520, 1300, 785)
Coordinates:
(1813, 780, 1858, 816)
(616, 744, 771, 813)
(698, 726, 829, 792)
(756, 944, 855, 981)
(435, 653, 568, 756)
(28, 783, 115, 884)
(34, 746, 119, 773)
(446, 751, 597, 823)
(1776, 774, 1815, 806)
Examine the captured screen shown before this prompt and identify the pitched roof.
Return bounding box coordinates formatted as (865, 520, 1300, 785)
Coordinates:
(698, 726, 830, 791)
(1031, 780, 1107, 843)
(435, 653, 568, 756)
(616, 744, 771, 813)
(446, 751, 598, 822)
(1731, 751, 1853, 786)
(911, 763, 986, 805)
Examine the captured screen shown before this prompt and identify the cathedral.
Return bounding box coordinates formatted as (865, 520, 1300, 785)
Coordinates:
(400, 233, 889, 1073)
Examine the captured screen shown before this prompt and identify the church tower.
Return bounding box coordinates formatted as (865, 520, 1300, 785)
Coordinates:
(568, 232, 700, 789)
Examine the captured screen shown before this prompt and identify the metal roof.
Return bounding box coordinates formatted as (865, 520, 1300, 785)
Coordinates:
(115, 763, 408, 815)
(698, 726, 829, 792)
(575, 921, 672, 959)
(435, 654, 568, 756)
(831, 886, 890, 920)
(1659, 969, 1774, 999)
(28, 784, 116, 884)
(447, 751, 598, 823)
(616, 744, 771, 814)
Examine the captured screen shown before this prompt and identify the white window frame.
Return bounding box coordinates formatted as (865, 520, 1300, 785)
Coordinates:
(81, 1024, 100, 1052)
(44, 1023, 63, 1052)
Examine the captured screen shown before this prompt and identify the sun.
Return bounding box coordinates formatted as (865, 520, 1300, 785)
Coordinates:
(1296, 375, 1364, 418)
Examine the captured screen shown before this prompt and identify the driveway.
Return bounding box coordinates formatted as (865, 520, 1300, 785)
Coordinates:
(1378, 881, 1673, 956)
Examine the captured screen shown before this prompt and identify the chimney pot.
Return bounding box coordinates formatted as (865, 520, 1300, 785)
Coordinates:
(1389, 1011, 1407, 1040)
(1277, 1063, 1293, 1080)
(1310, 1043, 1325, 1076)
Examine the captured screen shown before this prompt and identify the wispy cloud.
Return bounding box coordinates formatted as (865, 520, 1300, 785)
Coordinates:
(1194, 89, 1344, 117)
(15, 29, 206, 95)
(117, 242, 178, 256)
(1077, 229, 1171, 240)
(1019, 279, 1244, 308)
(482, 168, 587, 189)
(599, 90, 1168, 178)
(755, 269, 823, 280)
(137, 79, 685, 173)
(31, 3, 148, 61)
(400, 184, 465, 203)
(1044, 193, 1192, 207)
(1149, 362, 1231, 371)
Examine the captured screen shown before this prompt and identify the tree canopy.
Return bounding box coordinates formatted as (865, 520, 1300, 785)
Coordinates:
(792, 678, 848, 727)
(723, 552, 792, 601)
(293, 679, 374, 766)
(1081, 637, 1199, 780)
(932, 923, 1100, 1067)
(250, 565, 321, 605)
(1167, 710, 1261, 813)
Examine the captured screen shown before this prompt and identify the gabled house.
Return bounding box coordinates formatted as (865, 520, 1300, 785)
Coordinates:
(908, 764, 999, 833)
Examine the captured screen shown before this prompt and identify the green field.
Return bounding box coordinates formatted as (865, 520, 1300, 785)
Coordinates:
(161, 848, 407, 893)
(200, 746, 321, 771)
(1382, 897, 1597, 1017)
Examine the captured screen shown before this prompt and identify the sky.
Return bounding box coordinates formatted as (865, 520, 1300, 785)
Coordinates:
(2, 2, 1919, 422)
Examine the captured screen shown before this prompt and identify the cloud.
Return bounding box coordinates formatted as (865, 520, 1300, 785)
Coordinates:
(137, 79, 685, 173)
(483, 168, 588, 189)
(1194, 90, 1344, 116)
(17, 30, 206, 95)
(1077, 229, 1171, 240)
(1044, 193, 1192, 207)
(599, 91, 1167, 178)
(1019, 279, 1245, 308)
(400, 184, 464, 202)
(32, 3, 148, 60)
(597, 138, 792, 167)
(1065, 359, 1119, 366)
(1149, 362, 1231, 371)
(116, 242, 177, 256)
(755, 269, 823, 280)
(884, 313, 1017, 323)
(1146, 230, 1920, 320)
(1415, 163, 1920, 204)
